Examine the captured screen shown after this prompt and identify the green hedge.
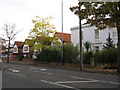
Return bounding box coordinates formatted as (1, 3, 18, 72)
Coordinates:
(94, 48, 117, 64)
(36, 44, 80, 63)
(83, 51, 93, 64)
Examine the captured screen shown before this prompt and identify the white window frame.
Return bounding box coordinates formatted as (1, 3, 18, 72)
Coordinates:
(113, 31, 117, 38)
(95, 30, 99, 40)
(23, 45, 29, 53)
(13, 45, 18, 53)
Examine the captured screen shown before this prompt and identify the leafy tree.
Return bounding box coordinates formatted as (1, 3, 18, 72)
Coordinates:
(70, 2, 90, 70)
(84, 41, 91, 52)
(103, 33, 115, 49)
(70, 1, 120, 73)
(27, 16, 60, 52)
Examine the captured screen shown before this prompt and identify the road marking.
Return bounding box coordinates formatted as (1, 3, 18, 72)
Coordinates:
(55, 80, 98, 84)
(71, 76, 120, 85)
(30, 68, 38, 70)
(40, 69, 47, 71)
(9, 68, 20, 72)
(12, 67, 22, 70)
(29, 70, 53, 75)
(30, 68, 47, 71)
(6, 71, 26, 77)
(41, 80, 77, 89)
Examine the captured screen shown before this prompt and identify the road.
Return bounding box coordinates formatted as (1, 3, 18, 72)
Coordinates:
(2, 63, 119, 90)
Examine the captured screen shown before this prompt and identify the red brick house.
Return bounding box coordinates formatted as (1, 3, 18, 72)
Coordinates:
(12, 40, 34, 61)
(12, 41, 24, 58)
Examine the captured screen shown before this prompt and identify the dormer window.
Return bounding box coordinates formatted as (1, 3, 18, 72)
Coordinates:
(23, 45, 29, 53)
(13, 47, 18, 53)
(13, 45, 18, 53)
(24, 46, 28, 51)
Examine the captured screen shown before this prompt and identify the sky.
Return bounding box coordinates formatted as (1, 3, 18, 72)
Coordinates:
(0, 0, 84, 42)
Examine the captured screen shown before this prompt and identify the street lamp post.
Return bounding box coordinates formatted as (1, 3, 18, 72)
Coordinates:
(61, 0, 64, 66)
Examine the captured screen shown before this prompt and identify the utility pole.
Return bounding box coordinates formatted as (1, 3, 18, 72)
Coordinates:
(61, 0, 64, 66)
(79, 1, 83, 71)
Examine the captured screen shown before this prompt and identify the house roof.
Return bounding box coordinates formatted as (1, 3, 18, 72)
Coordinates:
(15, 41, 24, 48)
(55, 32, 71, 42)
(24, 39, 34, 47)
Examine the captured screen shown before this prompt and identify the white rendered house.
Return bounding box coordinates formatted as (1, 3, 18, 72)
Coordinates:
(71, 24, 118, 52)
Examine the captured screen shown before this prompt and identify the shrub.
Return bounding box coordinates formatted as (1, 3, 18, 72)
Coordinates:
(94, 48, 117, 64)
(36, 46, 61, 62)
(36, 43, 80, 63)
(83, 51, 93, 64)
(63, 43, 79, 63)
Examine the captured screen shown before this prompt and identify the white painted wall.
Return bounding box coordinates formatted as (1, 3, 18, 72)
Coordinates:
(71, 25, 118, 52)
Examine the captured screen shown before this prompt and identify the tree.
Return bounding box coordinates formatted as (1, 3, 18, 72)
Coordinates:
(70, 2, 92, 70)
(3, 24, 19, 63)
(70, 1, 120, 73)
(84, 41, 91, 52)
(103, 33, 115, 49)
(27, 16, 60, 54)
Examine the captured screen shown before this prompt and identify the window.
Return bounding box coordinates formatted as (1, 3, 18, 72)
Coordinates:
(113, 32, 117, 38)
(13, 47, 18, 53)
(95, 30, 99, 39)
(24, 46, 29, 51)
(95, 46, 99, 52)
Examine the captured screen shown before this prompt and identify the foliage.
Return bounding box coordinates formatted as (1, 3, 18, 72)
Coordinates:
(36, 44, 80, 63)
(36, 46, 61, 62)
(17, 54, 23, 61)
(83, 41, 91, 52)
(70, 1, 120, 72)
(103, 33, 115, 49)
(94, 48, 117, 64)
(27, 16, 60, 51)
(63, 43, 80, 63)
(83, 51, 93, 64)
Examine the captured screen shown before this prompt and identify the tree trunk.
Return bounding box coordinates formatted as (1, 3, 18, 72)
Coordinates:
(79, 2, 83, 71)
(7, 39, 10, 63)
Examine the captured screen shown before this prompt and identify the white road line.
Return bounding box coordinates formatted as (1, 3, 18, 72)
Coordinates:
(29, 70, 53, 75)
(9, 68, 20, 72)
(55, 80, 98, 84)
(40, 69, 47, 71)
(71, 76, 120, 85)
(41, 80, 77, 89)
(12, 67, 22, 70)
(6, 71, 26, 77)
(30, 68, 38, 70)
(30, 68, 47, 71)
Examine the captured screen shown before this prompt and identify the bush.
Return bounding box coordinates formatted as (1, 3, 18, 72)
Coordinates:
(83, 51, 93, 64)
(36, 43, 80, 63)
(17, 54, 23, 61)
(63, 43, 79, 63)
(94, 48, 117, 64)
(36, 46, 61, 62)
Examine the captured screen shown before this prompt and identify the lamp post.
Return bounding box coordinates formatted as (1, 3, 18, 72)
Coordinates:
(61, 0, 64, 66)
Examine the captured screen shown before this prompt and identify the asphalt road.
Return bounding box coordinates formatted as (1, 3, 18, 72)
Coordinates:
(1, 63, 119, 90)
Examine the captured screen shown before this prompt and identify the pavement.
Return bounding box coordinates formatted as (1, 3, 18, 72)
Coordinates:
(2, 63, 119, 90)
